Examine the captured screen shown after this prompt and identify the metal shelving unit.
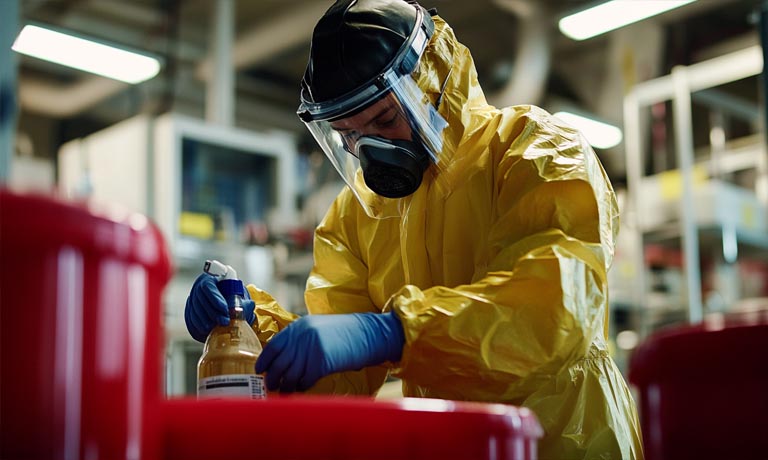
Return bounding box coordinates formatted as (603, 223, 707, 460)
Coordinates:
(623, 45, 768, 335)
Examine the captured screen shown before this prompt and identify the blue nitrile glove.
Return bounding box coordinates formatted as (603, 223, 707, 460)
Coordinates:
(184, 273, 256, 343)
(255, 311, 404, 393)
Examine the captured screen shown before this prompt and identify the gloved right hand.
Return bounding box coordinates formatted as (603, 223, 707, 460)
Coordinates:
(184, 273, 256, 343)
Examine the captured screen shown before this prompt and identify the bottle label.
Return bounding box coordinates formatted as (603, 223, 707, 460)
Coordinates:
(197, 374, 267, 399)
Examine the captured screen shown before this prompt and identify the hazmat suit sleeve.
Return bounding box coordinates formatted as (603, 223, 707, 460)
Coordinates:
(246, 285, 299, 345)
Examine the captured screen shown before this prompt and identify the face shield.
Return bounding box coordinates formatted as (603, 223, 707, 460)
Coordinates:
(298, 5, 448, 219)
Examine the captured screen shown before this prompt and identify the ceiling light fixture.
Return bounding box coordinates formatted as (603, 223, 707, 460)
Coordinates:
(554, 111, 623, 149)
(12, 24, 161, 84)
(559, 0, 697, 41)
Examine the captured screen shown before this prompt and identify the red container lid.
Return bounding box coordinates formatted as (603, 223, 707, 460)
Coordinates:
(162, 395, 543, 460)
(628, 319, 768, 385)
(0, 188, 172, 277)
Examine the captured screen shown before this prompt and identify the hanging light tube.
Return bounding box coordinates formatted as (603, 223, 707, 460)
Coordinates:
(559, 0, 697, 41)
(554, 111, 623, 149)
(12, 24, 161, 84)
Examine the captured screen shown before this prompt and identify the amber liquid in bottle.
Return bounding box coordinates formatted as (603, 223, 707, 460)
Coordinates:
(197, 292, 266, 399)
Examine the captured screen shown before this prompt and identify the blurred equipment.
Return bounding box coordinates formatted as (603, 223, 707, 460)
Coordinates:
(196, 260, 265, 399)
(57, 113, 298, 253)
(0, 0, 18, 184)
(0, 188, 544, 460)
(56, 113, 301, 335)
(629, 312, 768, 460)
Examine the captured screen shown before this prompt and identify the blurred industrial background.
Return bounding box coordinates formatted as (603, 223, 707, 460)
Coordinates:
(2, 0, 767, 396)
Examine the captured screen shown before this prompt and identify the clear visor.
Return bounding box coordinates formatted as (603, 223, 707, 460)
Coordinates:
(300, 72, 448, 219)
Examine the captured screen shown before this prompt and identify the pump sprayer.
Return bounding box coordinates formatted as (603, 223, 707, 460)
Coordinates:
(204, 259, 237, 280)
(197, 260, 266, 399)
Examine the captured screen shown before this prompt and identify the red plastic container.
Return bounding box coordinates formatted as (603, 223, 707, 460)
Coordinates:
(0, 189, 172, 460)
(162, 396, 542, 460)
(0, 189, 543, 460)
(628, 317, 768, 460)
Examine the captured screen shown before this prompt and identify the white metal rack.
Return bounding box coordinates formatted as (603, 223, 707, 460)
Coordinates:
(623, 45, 767, 332)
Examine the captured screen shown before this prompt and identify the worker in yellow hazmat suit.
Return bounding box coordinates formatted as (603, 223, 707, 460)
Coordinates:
(185, 0, 643, 458)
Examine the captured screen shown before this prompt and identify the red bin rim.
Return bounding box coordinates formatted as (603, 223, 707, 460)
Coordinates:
(0, 188, 172, 279)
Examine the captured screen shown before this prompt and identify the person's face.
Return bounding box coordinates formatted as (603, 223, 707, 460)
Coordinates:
(330, 95, 413, 154)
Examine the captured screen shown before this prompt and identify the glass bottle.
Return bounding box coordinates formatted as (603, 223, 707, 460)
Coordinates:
(197, 262, 266, 399)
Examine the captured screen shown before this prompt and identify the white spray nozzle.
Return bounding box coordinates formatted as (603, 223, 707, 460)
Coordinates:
(204, 259, 238, 280)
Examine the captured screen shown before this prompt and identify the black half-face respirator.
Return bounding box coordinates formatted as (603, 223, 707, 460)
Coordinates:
(355, 135, 430, 198)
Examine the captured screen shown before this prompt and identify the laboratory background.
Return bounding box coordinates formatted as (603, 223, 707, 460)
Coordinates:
(1, 0, 767, 459)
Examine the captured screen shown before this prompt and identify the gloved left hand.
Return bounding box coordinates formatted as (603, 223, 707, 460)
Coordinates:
(255, 311, 404, 393)
(184, 273, 256, 343)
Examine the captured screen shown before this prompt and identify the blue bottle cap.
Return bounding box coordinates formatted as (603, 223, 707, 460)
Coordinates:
(217, 279, 245, 298)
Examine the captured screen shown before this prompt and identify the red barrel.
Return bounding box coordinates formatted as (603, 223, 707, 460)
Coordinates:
(0, 189, 172, 460)
(629, 315, 768, 460)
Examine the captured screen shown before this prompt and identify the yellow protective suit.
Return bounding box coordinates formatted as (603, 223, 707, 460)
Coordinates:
(251, 14, 643, 460)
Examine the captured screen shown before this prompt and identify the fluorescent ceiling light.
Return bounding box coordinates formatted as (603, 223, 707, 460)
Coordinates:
(559, 0, 696, 41)
(12, 25, 161, 84)
(554, 111, 623, 149)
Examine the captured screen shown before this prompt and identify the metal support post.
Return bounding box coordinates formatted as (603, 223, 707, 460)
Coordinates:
(206, 0, 235, 127)
(757, 1, 768, 205)
(671, 66, 703, 324)
(0, 0, 19, 183)
(760, 1, 768, 137)
(623, 92, 651, 336)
